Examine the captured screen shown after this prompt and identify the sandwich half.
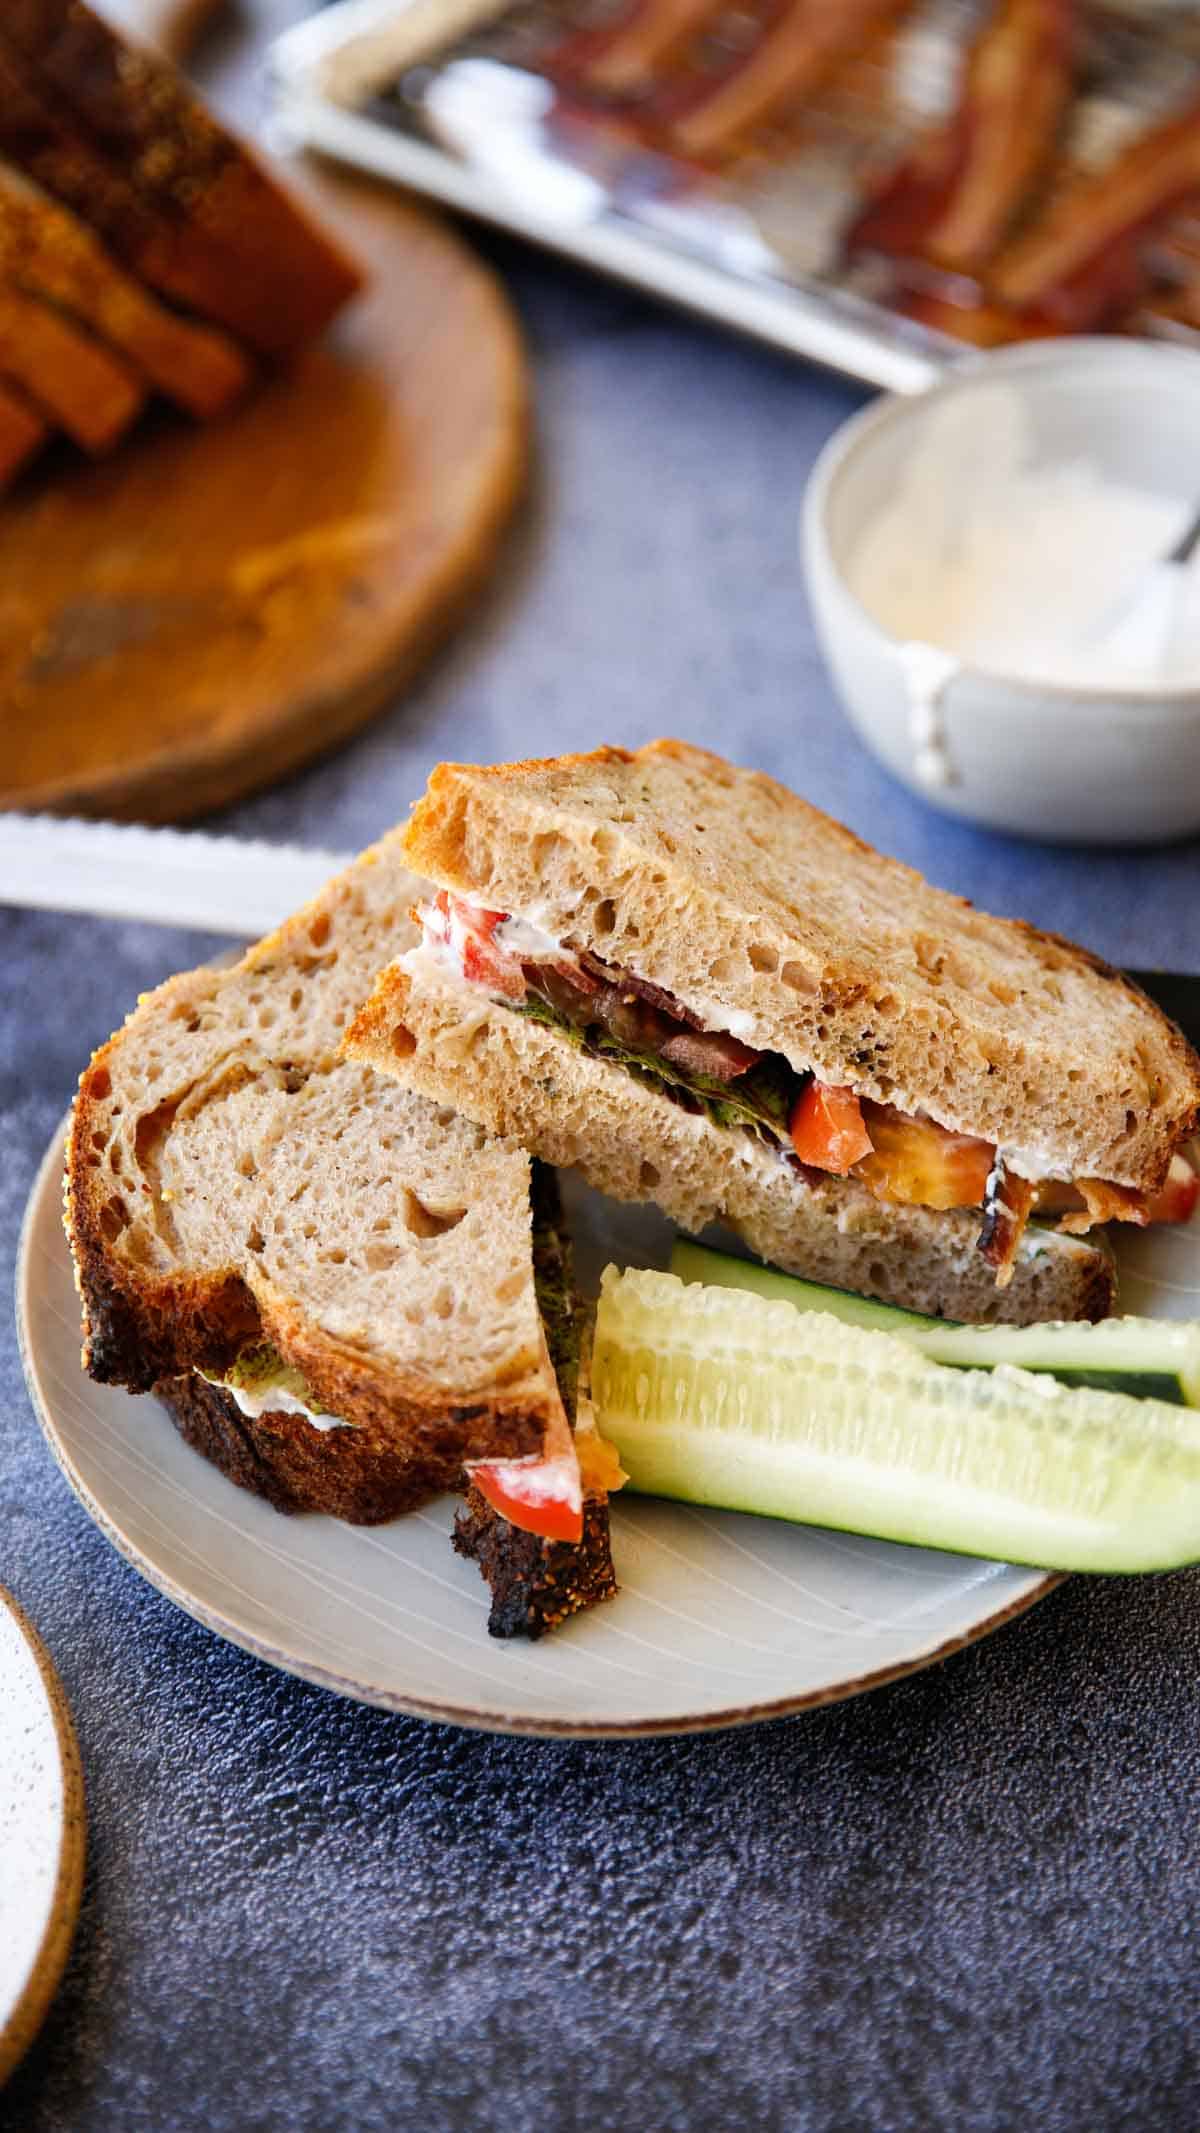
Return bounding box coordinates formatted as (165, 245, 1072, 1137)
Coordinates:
(64, 832, 619, 1639)
(345, 742, 1200, 1326)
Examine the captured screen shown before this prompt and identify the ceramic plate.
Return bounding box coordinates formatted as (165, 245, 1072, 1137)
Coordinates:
(0, 1582, 85, 2086)
(18, 1122, 1198, 1737)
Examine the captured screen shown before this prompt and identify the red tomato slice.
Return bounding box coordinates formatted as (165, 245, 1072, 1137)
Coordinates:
(467, 1453, 584, 1544)
(445, 898, 526, 1001)
(461, 931, 525, 999)
(1146, 1155, 1200, 1226)
(854, 1102, 994, 1211)
(789, 1082, 874, 1173)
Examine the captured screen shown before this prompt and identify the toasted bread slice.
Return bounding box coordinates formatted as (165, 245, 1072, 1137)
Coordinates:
(0, 5, 362, 356)
(399, 742, 1200, 1192)
(345, 963, 1116, 1328)
(65, 835, 571, 1504)
(0, 274, 141, 446)
(0, 159, 250, 417)
(0, 375, 48, 483)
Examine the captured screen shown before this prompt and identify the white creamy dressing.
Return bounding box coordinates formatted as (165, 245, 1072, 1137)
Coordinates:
(198, 1370, 353, 1431)
(847, 385, 1200, 742)
(494, 911, 570, 962)
(413, 898, 766, 1047)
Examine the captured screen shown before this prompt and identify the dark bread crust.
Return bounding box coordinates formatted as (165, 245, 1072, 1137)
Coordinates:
(1057, 1245, 1120, 1326)
(453, 1165, 619, 1638)
(454, 1485, 617, 1639)
(156, 1373, 467, 1523)
(158, 1379, 619, 1637)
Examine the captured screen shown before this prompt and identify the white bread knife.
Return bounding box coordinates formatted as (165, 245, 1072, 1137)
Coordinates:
(0, 812, 353, 937)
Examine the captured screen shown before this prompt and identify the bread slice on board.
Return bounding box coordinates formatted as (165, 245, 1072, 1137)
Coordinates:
(65, 835, 572, 1517)
(0, 275, 141, 446)
(0, 376, 48, 482)
(345, 964, 1116, 1327)
(0, 4, 362, 356)
(400, 741, 1200, 1192)
(0, 159, 251, 417)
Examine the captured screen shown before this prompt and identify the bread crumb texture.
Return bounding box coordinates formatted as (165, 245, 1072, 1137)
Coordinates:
(65, 829, 561, 1484)
(400, 741, 1200, 1189)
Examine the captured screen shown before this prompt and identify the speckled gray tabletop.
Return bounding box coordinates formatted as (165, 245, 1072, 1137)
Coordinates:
(5, 48, 1200, 2125)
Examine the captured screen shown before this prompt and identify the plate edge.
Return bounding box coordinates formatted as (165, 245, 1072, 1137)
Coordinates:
(0, 1584, 87, 2090)
(17, 1117, 1061, 1740)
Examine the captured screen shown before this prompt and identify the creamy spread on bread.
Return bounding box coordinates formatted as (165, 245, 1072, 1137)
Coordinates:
(411, 891, 1198, 1288)
(199, 1348, 355, 1432)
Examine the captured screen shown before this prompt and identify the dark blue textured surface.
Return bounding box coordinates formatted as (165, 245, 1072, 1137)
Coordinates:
(5, 201, 1200, 2133)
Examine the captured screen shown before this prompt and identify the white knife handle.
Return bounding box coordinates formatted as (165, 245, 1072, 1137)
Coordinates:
(0, 813, 353, 937)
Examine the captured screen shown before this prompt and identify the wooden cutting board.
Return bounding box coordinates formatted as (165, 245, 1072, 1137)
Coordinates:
(0, 161, 527, 824)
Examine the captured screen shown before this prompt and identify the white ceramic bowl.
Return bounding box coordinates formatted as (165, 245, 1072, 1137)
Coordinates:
(802, 338, 1200, 844)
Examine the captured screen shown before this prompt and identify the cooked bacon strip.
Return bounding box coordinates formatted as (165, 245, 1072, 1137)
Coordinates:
(557, 0, 728, 97)
(579, 952, 707, 1029)
(659, 1029, 761, 1079)
(668, 0, 909, 164)
(1057, 1178, 1152, 1235)
(1127, 263, 1200, 338)
(849, 0, 1074, 275)
(900, 289, 1022, 346)
(978, 1161, 1035, 1289)
(991, 93, 1200, 327)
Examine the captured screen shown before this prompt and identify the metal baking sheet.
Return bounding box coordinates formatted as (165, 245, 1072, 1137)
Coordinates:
(271, 0, 1200, 392)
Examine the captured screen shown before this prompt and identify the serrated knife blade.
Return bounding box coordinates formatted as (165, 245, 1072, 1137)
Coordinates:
(0, 812, 353, 938)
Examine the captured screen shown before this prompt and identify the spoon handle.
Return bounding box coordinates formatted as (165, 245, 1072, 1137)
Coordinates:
(1168, 501, 1200, 566)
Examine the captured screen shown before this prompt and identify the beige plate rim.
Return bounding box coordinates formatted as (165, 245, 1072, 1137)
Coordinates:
(18, 1118, 1059, 1739)
(0, 1582, 86, 2089)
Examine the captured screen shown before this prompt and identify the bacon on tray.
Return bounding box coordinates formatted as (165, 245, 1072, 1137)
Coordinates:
(1133, 280, 1200, 339)
(847, 0, 1075, 277)
(553, 0, 730, 98)
(989, 92, 1200, 330)
(663, 0, 911, 165)
(898, 290, 1019, 345)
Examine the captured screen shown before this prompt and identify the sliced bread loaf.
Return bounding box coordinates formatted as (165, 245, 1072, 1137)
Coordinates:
(1, 4, 362, 356)
(0, 275, 142, 446)
(0, 159, 251, 418)
(400, 741, 1200, 1191)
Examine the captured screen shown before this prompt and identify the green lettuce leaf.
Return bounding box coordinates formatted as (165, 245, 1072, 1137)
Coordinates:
(514, 994, 798, 1146)
(214, 1342, 337, 1417)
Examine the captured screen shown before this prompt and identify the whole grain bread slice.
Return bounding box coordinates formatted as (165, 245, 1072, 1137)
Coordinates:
(0, 159, 251, 418)
(0, 273, 141, 446)
(65, 834, 570, 1512)
(0, 5, 362, 356)
(345, 963, 1115, 1327)
(399, 741, 1200, 1192)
